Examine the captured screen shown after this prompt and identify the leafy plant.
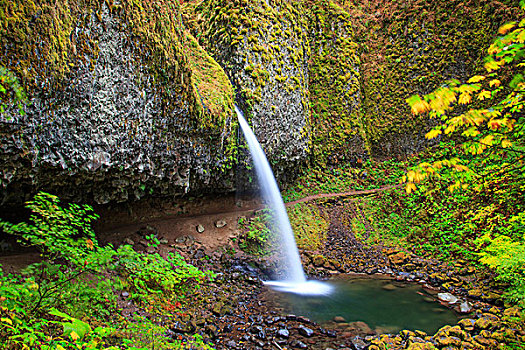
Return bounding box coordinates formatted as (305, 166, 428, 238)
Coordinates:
(0, 192, 214, 348)
(0, 66, 26, 115)
(238, 210, 274, 256)
(400, 6, 525, 305)
(0, 192, 99, 267)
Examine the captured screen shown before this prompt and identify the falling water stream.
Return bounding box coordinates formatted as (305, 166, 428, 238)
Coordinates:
(236, 106, 331, 296)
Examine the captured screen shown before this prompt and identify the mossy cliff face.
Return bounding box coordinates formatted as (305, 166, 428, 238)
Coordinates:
(306, 0, 365, 166)
(0, 0, 237, 205)
(186, 0, 311, 179)
(0, 0, 520, 206)
(344, 0, 519, 158)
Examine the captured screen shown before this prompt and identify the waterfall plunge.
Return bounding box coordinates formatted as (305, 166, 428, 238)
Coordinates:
(236, 107, 331, 296)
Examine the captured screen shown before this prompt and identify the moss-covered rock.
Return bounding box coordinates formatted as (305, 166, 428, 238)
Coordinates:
(306, 0, 366, 166)
(345, 0, 519, 159)
(187, 0, 311, 180)
(0, 0, 237, 205)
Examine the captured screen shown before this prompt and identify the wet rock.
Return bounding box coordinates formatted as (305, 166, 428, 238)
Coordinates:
(435, 336, 461, 347)
(503, 307, 521, 318)
(349, 321, 374, 335)
(382, 283, 396, 291)
(159, 238, 168, 244)
(250, 325, 266, 340)
(474, 313, 500, 330)
(351, 336, 368, 350)
(405, 343, 436, 350)
(388, 251, 408, 265)
(467, 288, 483, 298)
(400, 330, 416, 339)
(121, 291, 129, 297)
(298, 325, 314, 337)
(320, 328, 337, 337)
(459, 301, 472, 313)
(458, 318, 476, 331)
(333, 316, 346, 323)
(123, 238, 134, 245)
(277, 328, 290, 338)
(473, 335, 498, 347)
(437, 292, 458, 304)
(146, 246, 156, 254)
(291, 340, 308, 349)
(175, 236, 187, 244)
(196, 224, 205, 233)
(215, 220, 227, 228)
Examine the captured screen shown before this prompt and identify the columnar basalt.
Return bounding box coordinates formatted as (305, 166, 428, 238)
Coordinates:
(0, 0, 237, 205)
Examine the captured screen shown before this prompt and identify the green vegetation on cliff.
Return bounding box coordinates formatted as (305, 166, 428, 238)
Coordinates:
(0, 0, 235, 132)
(306, 0, 365, 165)
(345, 0, 519, 156)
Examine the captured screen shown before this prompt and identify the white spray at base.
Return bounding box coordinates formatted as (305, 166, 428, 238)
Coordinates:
(236, 106, 332, 296)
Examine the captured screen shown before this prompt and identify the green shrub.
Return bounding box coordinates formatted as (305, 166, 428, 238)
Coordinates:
(0, 192, 213, 349)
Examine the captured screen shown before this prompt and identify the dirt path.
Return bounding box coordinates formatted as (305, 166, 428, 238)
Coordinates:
(98, 185, 399, 250)
(319, 199, 388, 274)
(0, 185, 399, 270)
(285, 184, 400, 207)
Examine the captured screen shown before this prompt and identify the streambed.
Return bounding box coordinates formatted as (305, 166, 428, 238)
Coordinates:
(265, 275, 459, 334)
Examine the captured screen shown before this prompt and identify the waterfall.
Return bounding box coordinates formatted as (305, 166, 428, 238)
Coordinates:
(236, 106, 331, 295)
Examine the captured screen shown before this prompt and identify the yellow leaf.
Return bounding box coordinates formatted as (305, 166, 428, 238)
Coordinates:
(488, 43, 501, 55)
(444, 125, 455, 134)
(425, 128, 442, 139)
(467, 75, 485, 83)
(413, 171, 425, 183)
(501, 139, 512, 148)
(484, 60, 501, 72)
(489, 79, 501, 87)
(458, 92, 471, 105)
(70, 331, 80, 341)
(488, 119, 502, 130)
(407, 170, 416, 182)
(480, 135, 494, 146)
(478, 90, 491, 100)
(406, 182, 416, 194)
(498, 22, 516, 35)
(57, 346, 66, 350)
(1, 317, 12, 325)
(409, 97, 430, 115)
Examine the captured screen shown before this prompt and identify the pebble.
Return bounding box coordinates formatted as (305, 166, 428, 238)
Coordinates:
(277, 328, 290, 338)
(215, 220, 227, 228)
(437, 292, 458, 304)
(292, 340, 308, 349)
(298, 325, 314, 337)
(196, 224, 205, 233)
(123, 238, 134, 245)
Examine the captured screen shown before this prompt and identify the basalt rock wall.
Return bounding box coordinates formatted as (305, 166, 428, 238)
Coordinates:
(0, 0, 520, 207)
(345, 0, 519, 159)
(0, 0, 237, 206)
